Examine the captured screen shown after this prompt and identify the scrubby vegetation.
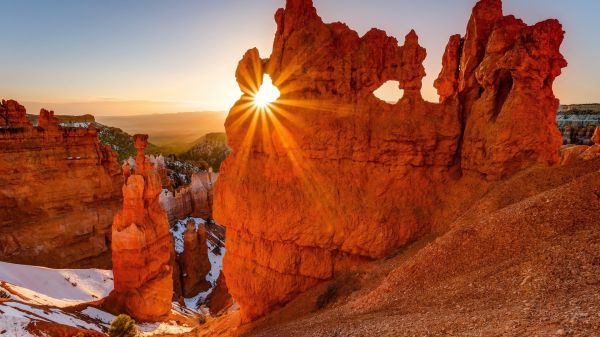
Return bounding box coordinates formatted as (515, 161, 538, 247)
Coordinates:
(108, 314, 138, 337)
(98, 125, 163, 162)
(180, 132, 230, 172)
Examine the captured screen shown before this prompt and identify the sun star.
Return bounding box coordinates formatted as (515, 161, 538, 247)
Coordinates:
(254, 75, 280, 108)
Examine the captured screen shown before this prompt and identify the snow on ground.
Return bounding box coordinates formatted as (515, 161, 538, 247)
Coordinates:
(171, 217, 225, 310)
(1, 301, 101, 331)
(0, 316, 35, 337)
(171, 217, 207, 254)
(0, 261, 113, 307)
(184, 238, 226, 309)
(138, 322, 194, 336)
(0, 262, 194, 336)
(78, 306, 193, 336)
(60, 122, 91, 128)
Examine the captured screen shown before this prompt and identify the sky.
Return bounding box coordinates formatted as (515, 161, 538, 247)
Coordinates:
(0, 0, 598, 116)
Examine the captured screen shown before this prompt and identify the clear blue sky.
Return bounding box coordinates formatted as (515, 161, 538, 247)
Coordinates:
(0, 0, 598, 115)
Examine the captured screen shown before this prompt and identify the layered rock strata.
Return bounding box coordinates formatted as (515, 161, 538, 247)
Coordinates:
(0, 100, 122, 268)
(104, 134, 173, 321)
(214, 0, 567, 321)
(561, 127, 600, 164)
(160, 171, 218, 224)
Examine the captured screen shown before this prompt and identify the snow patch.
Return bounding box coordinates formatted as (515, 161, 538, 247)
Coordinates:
(0, 261, 197, 336)
(170, 217, 225, 310)
(0, 261, 113, 307)
(138, 321, 194, 336)
(0, 316, 35, 337)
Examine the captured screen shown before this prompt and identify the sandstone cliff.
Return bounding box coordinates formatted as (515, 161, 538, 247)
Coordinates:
(104, 134, 173, 321)
(0, 100, 123, 268)
(214, 0, 567, 322)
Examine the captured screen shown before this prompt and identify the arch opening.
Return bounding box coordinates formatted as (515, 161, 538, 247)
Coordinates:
(373, 81, 404, 104)
(254, 74, 280, 108)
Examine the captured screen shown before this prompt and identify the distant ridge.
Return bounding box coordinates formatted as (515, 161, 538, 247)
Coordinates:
(559, 104, 600, 113)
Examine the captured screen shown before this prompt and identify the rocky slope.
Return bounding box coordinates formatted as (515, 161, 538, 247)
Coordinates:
(225, 155, 600, 337)
(214, 0, 567, 322)
(0, 100, 123, 269)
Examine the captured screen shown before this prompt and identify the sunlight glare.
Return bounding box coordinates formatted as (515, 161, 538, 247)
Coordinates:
(254, 75, 280, 108)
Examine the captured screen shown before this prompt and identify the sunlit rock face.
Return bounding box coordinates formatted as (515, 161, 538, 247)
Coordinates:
(159, 171, 218, 224)
(0, 99, 123, 268)
(104, 134, 174, 322)
(214, 0, 566, 322)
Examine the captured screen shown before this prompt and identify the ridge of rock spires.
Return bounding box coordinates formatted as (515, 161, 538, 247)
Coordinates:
(160, 170, 219, 225)
(0, 99, 122, 268)
(214, 0, 567, 323)
(103, 134, 174, 321)
(561, 126, 600, 163)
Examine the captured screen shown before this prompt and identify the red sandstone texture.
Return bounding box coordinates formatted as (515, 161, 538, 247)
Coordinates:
(214, 0, 567, 322)
(104, 134, 174, 321)
(160, 171, 218, 224)
(232, 159, 600, 337)
(207, 273, 234, 316)
(0, 100, 123, 268)
(178, 219, 212, 297)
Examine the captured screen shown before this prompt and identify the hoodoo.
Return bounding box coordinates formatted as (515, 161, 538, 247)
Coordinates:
(104, 134, 174, 321)
(214, 0, 567, 322)
(0, 100, 122, 268)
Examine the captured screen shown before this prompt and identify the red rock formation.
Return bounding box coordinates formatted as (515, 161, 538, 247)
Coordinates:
(214, 0, 566, 322)
(0, 100, 122, 268)
(457, 0, 567, 178)
(104, 134, 173, 321)
(160, 171, 218, 224)
(593, 127, 600, 145)
(561, 126, 600, 163)
(206, 273, 234, 315)
(148, 155, 173, 191)
(160, 188, 194, 224)
(179, 219, 211, 297)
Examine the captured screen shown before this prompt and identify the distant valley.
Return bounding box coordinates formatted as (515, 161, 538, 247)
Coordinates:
(96, 111, 227, 153)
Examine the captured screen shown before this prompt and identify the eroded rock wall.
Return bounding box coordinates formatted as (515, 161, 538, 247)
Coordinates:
(159, 171, 218, 224)
(178, 219, 212, 297)
(0, 100, 123, 268)
(214, 0, 566, 322)
(104, 135, 173, 321)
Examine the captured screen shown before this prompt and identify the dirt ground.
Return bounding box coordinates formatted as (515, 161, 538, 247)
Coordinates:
(205, 158, 600, 337)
